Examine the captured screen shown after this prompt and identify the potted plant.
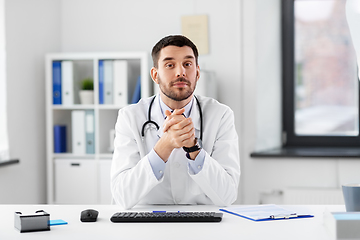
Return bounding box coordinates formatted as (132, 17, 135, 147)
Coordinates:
(79, 78, 94, 104)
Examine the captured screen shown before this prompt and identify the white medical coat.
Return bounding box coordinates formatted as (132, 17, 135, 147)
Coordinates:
(111, 95, 240, 209)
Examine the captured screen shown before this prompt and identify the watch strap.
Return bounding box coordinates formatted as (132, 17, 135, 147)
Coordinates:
(182, 138, 201, 153)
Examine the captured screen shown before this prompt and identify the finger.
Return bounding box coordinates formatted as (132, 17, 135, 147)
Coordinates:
(165, 110, 172, 117)
(172, 118, 193, 130)
(167, 122, 195, 148)
(180, 130, 196, 147)
(163, 113, 187, 132)
(163, 115, 186, 132)
(172, 108, 185, 116)
(183, 136, 196, 148)
(170, 122, 195, 143)
(181, 125, 195, 140)
(180, 121, 194, 135)
(173, 132, 194, 148)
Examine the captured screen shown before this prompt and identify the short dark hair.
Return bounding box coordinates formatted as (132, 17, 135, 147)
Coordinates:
(151, 35, 199, 68)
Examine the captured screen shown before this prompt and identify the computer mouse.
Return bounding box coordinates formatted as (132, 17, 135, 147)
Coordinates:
(80, 209, 99, 222)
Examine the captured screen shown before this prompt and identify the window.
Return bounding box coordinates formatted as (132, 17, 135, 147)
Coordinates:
(0, 0, 9, 161)
(282, 0, 360, 147)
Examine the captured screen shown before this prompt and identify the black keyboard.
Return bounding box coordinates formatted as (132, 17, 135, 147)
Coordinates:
(110, 211, 223, 223)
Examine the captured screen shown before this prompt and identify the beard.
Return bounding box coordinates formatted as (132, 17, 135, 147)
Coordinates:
(158, 76, 196, 102)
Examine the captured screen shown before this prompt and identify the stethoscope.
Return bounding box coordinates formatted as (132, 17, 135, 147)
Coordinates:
(141, 95, 203, 141)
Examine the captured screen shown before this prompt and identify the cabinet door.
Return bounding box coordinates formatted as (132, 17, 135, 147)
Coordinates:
(55, 159, 97, 204)
(99, 160, 112, 204)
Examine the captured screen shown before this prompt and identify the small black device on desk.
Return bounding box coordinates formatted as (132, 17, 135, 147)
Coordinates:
(80, 209, 98, 222)
(110, 211, 223, 223)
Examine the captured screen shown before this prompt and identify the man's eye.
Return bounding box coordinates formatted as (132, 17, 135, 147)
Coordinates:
(166, 64, 174, 68)
(184, 62, 192, 67)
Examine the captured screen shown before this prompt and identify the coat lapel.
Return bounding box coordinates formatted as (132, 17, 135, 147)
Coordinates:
(189, 96, 201, 139)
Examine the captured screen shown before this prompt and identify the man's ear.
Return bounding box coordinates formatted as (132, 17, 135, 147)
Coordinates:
(150, 67, 159, 84)
(196, 65, 200, 81)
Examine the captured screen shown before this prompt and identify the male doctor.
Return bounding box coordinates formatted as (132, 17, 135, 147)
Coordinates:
(111, 35, 240, 209)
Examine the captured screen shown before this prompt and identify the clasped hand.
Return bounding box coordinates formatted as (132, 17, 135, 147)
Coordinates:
(162, 108, 195, 149)
(153, 108, 196, 162)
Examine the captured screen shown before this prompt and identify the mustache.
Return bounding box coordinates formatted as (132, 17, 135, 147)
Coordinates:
(171, 77, 191, 85)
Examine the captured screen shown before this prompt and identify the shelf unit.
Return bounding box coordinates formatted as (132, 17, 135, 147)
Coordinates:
(45, 52, 150, 204)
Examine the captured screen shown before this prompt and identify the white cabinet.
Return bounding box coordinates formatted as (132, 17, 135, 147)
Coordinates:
(46, 52, 151, 204)
(55, 159, 97, 204)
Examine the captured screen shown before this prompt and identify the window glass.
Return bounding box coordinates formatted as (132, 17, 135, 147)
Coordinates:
(294, 0, 358, 136)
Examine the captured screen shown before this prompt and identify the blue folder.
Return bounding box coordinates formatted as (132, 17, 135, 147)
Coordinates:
(131, 75, 141, 104)
(52, 61, 62, 105)
(220, 204, 314, 221)
(54, 125, 66, 153)
(98, 60, 104, 104)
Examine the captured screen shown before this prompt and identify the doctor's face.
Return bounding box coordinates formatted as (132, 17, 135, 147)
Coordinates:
(152, 46, 200, 102)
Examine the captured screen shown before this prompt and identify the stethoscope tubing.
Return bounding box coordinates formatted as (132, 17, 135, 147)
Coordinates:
(141, 95, 160, 137)
(141, 95, 203, 141)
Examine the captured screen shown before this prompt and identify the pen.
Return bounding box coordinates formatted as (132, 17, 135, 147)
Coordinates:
(270, 213, 298, 219)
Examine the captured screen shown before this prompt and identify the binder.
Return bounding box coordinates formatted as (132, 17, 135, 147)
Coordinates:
(71, 110, 86, 155)
(131, 75, 141, 104)
(85, 110, 95, 154)
(61, 61, 74, 105)
(103, 60, 114, 104)
(220, 204, 314, 222)
(98, 60, 104, 104)
(54, 125, 66, 153)
(113, 60, 128, 106)
(52, 61, 62, 105)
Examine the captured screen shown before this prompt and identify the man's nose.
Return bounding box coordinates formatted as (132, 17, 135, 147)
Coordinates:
(176, 65, 186, 77)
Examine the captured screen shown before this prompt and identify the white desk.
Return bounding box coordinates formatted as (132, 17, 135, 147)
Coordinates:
(1, 204, 345, 240)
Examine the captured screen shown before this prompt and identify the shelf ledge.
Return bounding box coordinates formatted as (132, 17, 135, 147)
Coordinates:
(250, 147, 360, 158)
(0, 159, 20, 167)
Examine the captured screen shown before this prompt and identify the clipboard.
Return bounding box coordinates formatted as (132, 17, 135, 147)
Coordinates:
(219, 204, 314, 222)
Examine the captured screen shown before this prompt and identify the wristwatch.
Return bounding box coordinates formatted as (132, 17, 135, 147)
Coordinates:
(183, 138, 202, 153)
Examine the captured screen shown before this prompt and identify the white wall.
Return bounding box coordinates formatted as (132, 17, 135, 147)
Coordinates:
(1, 0, 61, 203)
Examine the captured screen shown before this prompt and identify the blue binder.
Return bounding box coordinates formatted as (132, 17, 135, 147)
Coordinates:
(98, 60, 104, 104)
(54, 125, 66, 153)
(131, 75, 141, 104)
(52, 61, 62, 105)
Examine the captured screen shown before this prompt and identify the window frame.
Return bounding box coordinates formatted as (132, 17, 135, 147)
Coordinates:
(282, 0, 360, 147)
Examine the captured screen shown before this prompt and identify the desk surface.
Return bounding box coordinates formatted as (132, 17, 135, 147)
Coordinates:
(1, 204, 345, 240)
